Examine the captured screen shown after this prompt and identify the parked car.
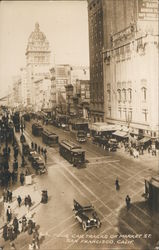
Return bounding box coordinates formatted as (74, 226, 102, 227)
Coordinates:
(73, 199, 101, 231)
(31, 154, 46, 174)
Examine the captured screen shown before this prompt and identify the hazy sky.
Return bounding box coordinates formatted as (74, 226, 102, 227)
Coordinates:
(0, 0, 89, 98)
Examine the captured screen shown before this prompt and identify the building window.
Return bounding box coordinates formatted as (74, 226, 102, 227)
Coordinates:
(141, 87, 147, 101)
(123, 108, 127, 119)
(127, 88, 132, 102)
(128, 110, 132, 122)
(117, 89, 121, 102)
(107, 90, 111, 102)
(108, 107, 111, 117)
(122, 89, 126, 101)
(142, 109, 148, 122)
(118, 108, 122, 119)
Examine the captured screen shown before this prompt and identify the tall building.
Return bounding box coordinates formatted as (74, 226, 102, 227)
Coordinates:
(88, 0, 159, 139)
(25, 22, 51, 109)
(88, 0, 104, 122)
(103, 0, 158, 139)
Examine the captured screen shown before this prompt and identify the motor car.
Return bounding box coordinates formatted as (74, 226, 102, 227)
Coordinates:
(33, 159, 46, 175)
(28, 150, 38, 161)
(76, 130, 87, 143)
(108, 138, 118, 152)
(73, 199, 101, 231)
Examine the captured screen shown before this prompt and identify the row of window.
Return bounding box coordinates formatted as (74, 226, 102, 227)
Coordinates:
(106, 87, 147, 102)
(107, 108, 148, 122)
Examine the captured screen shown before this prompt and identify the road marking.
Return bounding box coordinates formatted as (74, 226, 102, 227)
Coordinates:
(87, 156, 112, 160)
(87, 160, 120, 166)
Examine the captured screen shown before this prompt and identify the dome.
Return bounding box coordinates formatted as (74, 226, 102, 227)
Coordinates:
(28, 23, 47, 43)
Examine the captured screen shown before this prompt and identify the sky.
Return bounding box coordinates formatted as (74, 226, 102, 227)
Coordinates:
(0, 0, 89, 98)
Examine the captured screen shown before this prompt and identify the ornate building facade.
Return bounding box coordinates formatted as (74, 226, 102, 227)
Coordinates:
(88, 0, 158, 139)
(25, 22, 51, 110)
(103, 0, 159, 139)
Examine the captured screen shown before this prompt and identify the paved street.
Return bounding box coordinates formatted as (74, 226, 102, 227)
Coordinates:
(0, 121, 158, 250)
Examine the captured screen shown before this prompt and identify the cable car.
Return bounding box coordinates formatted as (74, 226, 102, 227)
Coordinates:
(59, 140, 85, 167)
(42, 130, 58, 146)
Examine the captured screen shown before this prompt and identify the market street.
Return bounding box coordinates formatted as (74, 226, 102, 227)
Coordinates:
(1, 121, 157, 250)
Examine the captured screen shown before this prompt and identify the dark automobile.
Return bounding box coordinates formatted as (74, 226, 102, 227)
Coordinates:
(28, 149, 36, 161)
(73, 199, 101, 231)
(31, 153, 46, 174)
(108, 139, 118, 152)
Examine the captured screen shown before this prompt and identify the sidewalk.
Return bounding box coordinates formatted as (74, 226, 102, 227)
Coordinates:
(0, 178, 41, 234)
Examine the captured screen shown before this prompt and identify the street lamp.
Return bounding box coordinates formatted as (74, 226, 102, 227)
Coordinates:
(125, 110, 132, 145)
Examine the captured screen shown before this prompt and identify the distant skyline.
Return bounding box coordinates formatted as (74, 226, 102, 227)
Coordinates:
(0, 0, 89, 98)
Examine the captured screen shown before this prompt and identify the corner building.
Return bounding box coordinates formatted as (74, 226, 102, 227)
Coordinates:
(88, 0, 159, 139)
(103, 0, 158, 139)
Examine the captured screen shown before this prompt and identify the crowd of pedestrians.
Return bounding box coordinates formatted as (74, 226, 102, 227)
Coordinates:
(2, 188, 41, 249)
(3, 214, 40, 250)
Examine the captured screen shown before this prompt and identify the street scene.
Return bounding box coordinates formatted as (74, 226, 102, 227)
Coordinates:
(0, 1, 159, 250)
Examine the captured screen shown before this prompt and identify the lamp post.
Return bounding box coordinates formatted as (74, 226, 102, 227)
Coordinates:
(125, 110, 132, 145)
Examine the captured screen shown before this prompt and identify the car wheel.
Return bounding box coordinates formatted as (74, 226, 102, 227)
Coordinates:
(82, 221, 87, 231)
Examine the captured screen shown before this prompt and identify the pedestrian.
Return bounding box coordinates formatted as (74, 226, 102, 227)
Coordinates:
(8, 146, 11, 156)
(44, 148, 47, 155)
(35, 143, 37, 151)
(2, 189, 7, 202)
(31, 142, 34, 149)
(148, 145, 151, 154)
(27, 195, 32, 208)
(22, 215, 27, 232)
(8, 190, 12, 203)
(24, 196, 28, 207)
(3, 223, 8, 241)
(13, 160, 18, 171)
(17, 195, 22, 207)
(44, 154, 47, 164)
(125, 195, 131, 211)
(28, 219, 33, 235)
(7, 189, 10, 202)
(20, 172, 25, 185)
(8, 225, 14, 241)
(33, 228, 39, 249)
(6, 206, 12, 222)
(41, 147, 43, 155)
(38, 146, 40, 154)
(13, 217, 19, 236)
(18, 220, 22, 233)
(115, 178, 120, 191)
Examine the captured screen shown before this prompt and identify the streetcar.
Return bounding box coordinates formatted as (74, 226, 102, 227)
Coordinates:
(59, 140, 85, 167)
(32, 123, 43, 136)
(42, 130, 59, 146)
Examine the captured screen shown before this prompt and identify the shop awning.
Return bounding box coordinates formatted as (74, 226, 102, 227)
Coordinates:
(89, 122, 119, 132)
(113, 130, 128, 138)
(139, 137, 151, 144)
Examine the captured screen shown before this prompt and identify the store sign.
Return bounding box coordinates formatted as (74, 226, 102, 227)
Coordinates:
(138, 0, 158, 20)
